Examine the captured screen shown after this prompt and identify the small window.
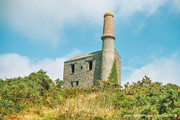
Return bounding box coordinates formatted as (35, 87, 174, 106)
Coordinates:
(76, 81, 79, 86)
(71, 64, 75, 74)
(71, 82, 73, 87)
(80, 66, 83, 70)
(88, 61, 93, 70)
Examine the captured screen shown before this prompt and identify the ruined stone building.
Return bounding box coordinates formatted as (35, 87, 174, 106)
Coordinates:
(63, 12, 121, 88)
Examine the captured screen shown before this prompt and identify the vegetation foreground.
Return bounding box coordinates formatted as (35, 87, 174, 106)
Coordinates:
(0, 70, 180, 120)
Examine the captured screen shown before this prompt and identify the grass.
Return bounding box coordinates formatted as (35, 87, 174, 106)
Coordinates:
(12, 92, 123, 120)
(0, 71, 179, 120)
(6, 89, 179, 120)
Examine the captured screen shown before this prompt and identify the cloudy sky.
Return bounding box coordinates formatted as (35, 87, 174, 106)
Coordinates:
(0, 0, 180, 86)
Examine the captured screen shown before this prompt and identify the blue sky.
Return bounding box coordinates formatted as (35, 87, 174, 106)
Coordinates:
(0, 0, 180, 85)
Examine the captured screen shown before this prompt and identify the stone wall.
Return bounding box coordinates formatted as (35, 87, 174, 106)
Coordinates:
(63, 12, 121, 88)
(101, 38, 115, 81)
(63, 51, 102, 88)
(115, 49, 121, 85)
(101, 12, 116, 81)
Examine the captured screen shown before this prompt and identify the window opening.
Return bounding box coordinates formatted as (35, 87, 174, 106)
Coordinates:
(88, 61, 93, 70)
(80, 66, 83, 70)
(71, 64, 75, 73)
(76, 81, 79, 86)
(71, 82, 73, 87)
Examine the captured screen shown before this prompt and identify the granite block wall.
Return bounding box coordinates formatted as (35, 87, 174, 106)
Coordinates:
(63, 51, 102, 88)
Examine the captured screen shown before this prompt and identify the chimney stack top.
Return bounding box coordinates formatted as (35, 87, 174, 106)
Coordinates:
(104, 12, 114, 17)
(101, 12, 115, 40)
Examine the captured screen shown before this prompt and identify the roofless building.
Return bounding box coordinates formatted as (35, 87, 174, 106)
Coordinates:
(63, 12, 121, 88)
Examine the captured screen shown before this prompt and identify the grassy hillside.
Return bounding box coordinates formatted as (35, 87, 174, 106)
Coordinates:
(0, 70, 179, 120)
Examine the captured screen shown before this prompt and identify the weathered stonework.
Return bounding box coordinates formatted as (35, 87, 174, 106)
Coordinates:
(115, 49, 121, 85)
(63, 12, 121, 88)
(101, 37, 115, 81)
(63, 51, 102, 88)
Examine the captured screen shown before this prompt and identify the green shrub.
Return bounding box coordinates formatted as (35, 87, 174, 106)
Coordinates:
(141, 107, 158, 115)
(170, 108, 180, 114)
(93, 116, 103, 120)
(0, 70, 64, 116)
(108, 59, 118, 84)
(113, 93, 126, 108)
(1, 71, 180, 119)
(127, 89, 135, 95)
(135, 94, 147, 106)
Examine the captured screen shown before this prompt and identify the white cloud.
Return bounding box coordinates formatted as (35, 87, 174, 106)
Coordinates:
(171, 0, 180, 13)
(0, 0, 115, 45)
(115, 0, 167, 19)
(123, 54, 180, 86)
(1, 0, 179, 45)
(0, 49, 81, 80)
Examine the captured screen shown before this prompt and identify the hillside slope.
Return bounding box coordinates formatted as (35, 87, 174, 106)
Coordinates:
(0, 70, 179, 120)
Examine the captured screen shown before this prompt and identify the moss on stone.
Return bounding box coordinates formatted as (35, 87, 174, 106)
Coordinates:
(108, 59, 118, 84)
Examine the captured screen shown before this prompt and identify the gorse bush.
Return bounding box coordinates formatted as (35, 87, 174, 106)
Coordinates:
(0, 70, 65, 117)
(0, 72, 179, 120)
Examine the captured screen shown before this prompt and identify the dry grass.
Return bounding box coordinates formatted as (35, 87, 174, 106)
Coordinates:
(7, 92, 123, 120)
(55, 92, 123, 120)
(6, 107, 58, 120)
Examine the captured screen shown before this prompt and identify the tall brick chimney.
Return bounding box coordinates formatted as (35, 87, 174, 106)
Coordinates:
(101, 12, 115, 81)
(101, 12, 115, 40)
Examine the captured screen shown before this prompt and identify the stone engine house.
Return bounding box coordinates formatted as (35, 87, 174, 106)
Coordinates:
(63, 12, 121, 88)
